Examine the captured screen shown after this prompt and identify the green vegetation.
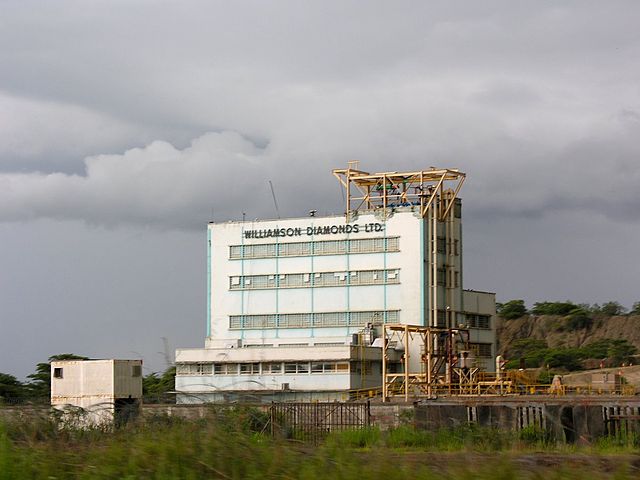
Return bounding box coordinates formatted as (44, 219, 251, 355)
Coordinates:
(531, 301, 577, 316)
(496, 299, 527, 319)
(500, 299, 638, 321)
(1, 413, 639, 479)
(505, 338, 638, 372)
(142, 366, 176, 403)
(0, 374, 25, 400)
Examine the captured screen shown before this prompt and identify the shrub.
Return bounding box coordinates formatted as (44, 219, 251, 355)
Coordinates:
(519, 425, 550, 445)
(497, 300, 527, 320)
(531, 301, 577, 316)
(325, 427, 381, 448)
(543, 349, 583, 370)
(563, 309, 593, 330)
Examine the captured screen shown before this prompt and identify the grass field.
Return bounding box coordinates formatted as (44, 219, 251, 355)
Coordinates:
(1, 408, 639, 479)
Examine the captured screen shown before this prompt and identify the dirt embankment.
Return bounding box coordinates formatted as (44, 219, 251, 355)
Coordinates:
(497, 314, 640, 356)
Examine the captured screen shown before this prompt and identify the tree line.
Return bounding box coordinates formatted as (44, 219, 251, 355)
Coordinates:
(497, 299, 640, 321)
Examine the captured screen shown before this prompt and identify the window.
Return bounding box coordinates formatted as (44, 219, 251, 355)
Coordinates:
(263, 363, 282, 374)
(283, 362, 310, 374)
(454, 199, 462, 218)
(229, 310, 400, 330)
(53, 368, 63, 379)
(336, 362, 349, 373)
(284, 363, 298, 374)
(176, 363, 213, 375)
(306, 362, 351, 373)
(229, 237, 400, 259)
(230, 268, 401, 290)
(437, 237, 446, 254)
(322, 363, 336, 372)
(470, 343, 492, 358)
(132, 365, 142, 377)
(213, 363, 238, 375)
(239, 363, 260, 375)
(466, 314, 490, 329)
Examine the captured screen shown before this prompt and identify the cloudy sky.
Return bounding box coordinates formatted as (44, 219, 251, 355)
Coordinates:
(2, 1, 639, 380)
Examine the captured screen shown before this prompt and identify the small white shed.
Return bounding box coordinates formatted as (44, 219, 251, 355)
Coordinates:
(51, 359, 143, 426)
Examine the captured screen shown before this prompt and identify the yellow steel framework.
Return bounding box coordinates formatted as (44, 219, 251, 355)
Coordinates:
(332, 161, 466, 221)
(382, 323, 475, 402)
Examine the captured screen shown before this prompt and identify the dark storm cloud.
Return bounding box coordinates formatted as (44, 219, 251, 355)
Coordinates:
(2, 1, 640, 378)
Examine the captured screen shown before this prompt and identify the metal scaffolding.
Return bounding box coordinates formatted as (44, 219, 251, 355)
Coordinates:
(381, 323, 472, 402)
(332, 161, 466, 221)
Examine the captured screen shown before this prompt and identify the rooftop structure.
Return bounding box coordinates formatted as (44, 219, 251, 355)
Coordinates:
(333, 160, 465, 220)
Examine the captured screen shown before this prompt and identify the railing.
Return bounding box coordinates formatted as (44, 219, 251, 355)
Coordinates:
(383, 378, 637, 399)
(349, 386, 382, 400)
(270, 401, 371, 444)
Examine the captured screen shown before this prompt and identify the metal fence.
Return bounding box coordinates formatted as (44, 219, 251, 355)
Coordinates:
(269, 402, 370, 443)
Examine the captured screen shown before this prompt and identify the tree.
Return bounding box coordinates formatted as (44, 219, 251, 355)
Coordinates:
(509, 338, 548, 358)
(543, 349, 583, 371)
(530, 301, 577, 316)
(0, 373, 27, 401)
(143, 366, 176, 403)
(580, 339, 615, 360)
(599, 301, 626, 316)
(607, 340, 637, 365)
(27, 353, 89, 397)
(562, 307, 593, 331)
(497, 300, 527, 320)
(505, 339, 549, 368)
(630, 301, 640, 316)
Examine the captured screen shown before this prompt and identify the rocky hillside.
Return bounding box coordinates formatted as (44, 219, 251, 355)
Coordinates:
(497, 314, 640, 358)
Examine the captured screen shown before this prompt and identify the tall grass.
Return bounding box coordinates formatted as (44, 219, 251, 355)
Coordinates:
(0, 409, 637, 479)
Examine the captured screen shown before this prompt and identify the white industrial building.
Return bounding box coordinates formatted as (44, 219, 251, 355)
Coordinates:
(176, 165, 496, 402)
(51, 359, 143, 425)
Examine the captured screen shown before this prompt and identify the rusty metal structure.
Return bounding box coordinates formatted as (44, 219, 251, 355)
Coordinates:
(270, 401, 370, 443)
(332, 160, 465, 222)
(381, 323, 487, 401)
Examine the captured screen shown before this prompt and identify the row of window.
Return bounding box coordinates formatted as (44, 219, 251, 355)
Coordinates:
(229, 269, 400, 290)
(433, 311, 491, 330)
(466, 314, 491, 329)
(469, 343, 493, 358)
(176, 361, 351, 376)
(229, 310, 400, 330)
(230, 237, 400, 259)
(435, 268, 460, 288)
(436, 237, 460, 256)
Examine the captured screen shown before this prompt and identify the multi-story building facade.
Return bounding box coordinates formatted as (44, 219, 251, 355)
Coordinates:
(176, 165, 496, 402)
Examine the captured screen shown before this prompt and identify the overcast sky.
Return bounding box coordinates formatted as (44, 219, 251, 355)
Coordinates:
(2, 1, 640, 380)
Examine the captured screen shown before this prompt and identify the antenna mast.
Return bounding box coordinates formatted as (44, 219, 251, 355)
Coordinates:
(268, 180, 281, 219)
